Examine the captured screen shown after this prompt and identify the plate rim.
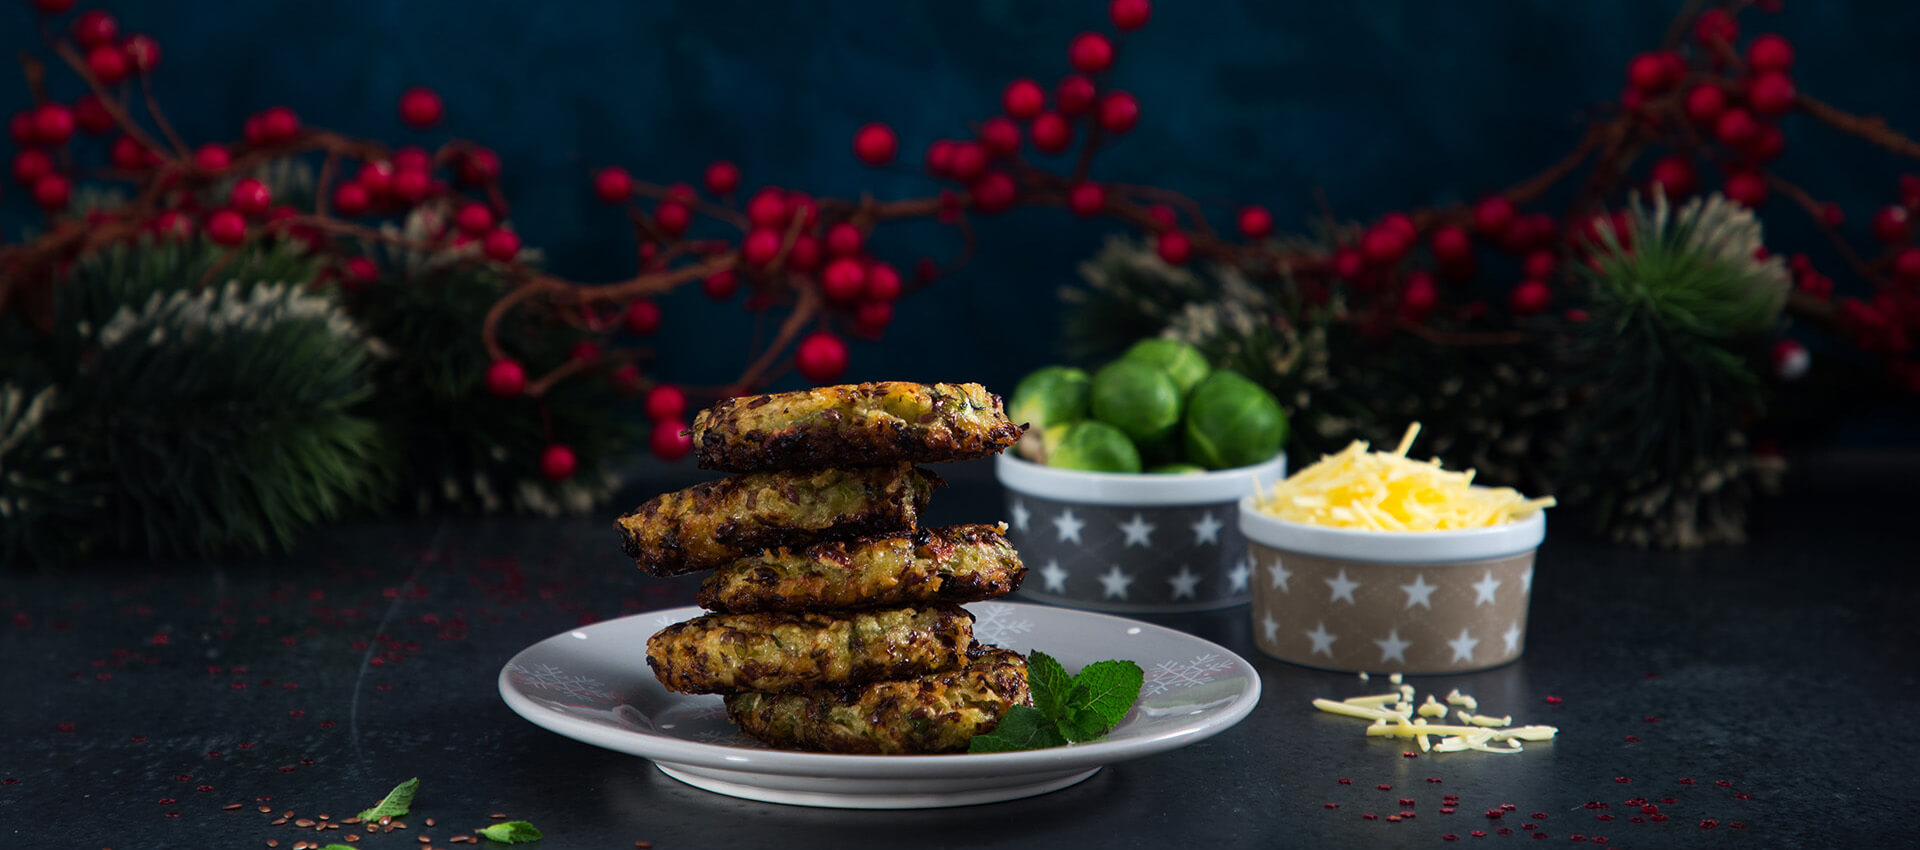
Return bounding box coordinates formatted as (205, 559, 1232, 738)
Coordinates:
(497, 601, 1262, 779)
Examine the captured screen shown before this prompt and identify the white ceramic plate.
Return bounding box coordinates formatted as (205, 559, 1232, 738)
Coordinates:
(498, 601, 1262, 809)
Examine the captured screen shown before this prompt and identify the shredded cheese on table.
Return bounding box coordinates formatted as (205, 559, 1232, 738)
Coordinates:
(1252, 423, 1555, 530)
(1312, 680, 1558, 756)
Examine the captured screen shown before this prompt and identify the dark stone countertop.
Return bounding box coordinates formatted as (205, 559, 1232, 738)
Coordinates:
(4, 456, 1917, 849)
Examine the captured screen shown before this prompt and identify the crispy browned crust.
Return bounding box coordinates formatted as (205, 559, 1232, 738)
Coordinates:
(645, 604, 973, 695)
(724, 646, 1031, 754)
(696, 523, 1025, 613)
(614, 464, 940, 577)
(690, 382, 1023, 473)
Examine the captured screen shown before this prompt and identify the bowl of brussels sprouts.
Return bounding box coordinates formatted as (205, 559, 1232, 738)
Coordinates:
(995, 339, 1289, 613)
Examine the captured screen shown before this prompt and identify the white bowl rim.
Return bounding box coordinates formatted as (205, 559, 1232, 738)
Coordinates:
(1236, 493, 1545, 564)
(995, 451, 1286, 506)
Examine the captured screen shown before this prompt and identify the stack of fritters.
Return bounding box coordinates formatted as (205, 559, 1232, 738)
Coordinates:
(619, 382, 1034, 754)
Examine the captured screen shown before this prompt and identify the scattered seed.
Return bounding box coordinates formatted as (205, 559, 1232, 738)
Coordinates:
(635, 843, 652, 849)
(1497, 828, 1513, 835)
(425, 818, 435, 827)
(380, 817, 392, 826)
(1426, 777, 1444, 784)
(272, 818, 289, 826)
(1337, 778, 1353, 785)
(418, 837, 431, 845)
(1443, 835, 1459, 842)
(1700, 819, 1718, 829)
(296, 819, 315, 828)
(1487, 809, 1504, 819)
(1596, 814, 1614, 821)
(1734, 792, 1752, 800)
(1398, 810, 1416, 819)
(1324, 802, 1340, 809)
(1403, 751, 1419, 758)
(1628, 817, 1645, 824)
(1730, 822, 1747, 829)
(1502, 804, 1518, 811)
(1377, 784, 1393, 791)
(1570, 836, 1586, 843)
(225, 803, 244, 811)
(1470, 831, 1486, 838)
(1522, 823, 1536, 830)
(1545, 696, 1562, 705)
(1362, 814, 1378, 821)
(1623, 736, 1640, 743)
(1660, 797, 1677, 804)
(1400, 798, 1417, 806)
(1651, 814, 1669, 822)
(259, 806, 273, 814)
(1714, 780, 1732, 787)
(266, 842, 278, 848)
(1386, 815, 1402, 823)
(1440, 807, 1457, 815)
(490, 813, 507, 820)
(345, 836, 359, 844)
(1614, 777, 1632, 784)
(319, 814, 330, 821)
(344, 817, 362, 825)
(1531, 813, 1549, 820)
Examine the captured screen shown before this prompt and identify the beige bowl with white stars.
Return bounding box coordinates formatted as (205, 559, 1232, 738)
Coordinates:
(1237, 495, 1546, 674)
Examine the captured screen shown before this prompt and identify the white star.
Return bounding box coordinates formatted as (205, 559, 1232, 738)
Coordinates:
(1304, 622, 1338, 657)
(1521, 564, 1534, 594)
(1267, 557, 1292, 592)
(1040, 559, 1069, 593)
(1502, 622, 1522, 655)
(1325, 569, 1361, 605)
(1097, 565, 1133, 600)
(1261, 612, 1280, 643)
(1227, 558, 1251, 593)
(1167, 566, 1202, 600)
(1009, 499, 1031, 533)
(1472, 570, 1502, 606)
(1448, 628, 1480, 663)
(1190, 512, 1223, 545)
(1400, 574, 1437, 610)
(1373, 628, 1411, 664)
(1052, 508, 1085, 544)
(1118, 513, 1156, 547)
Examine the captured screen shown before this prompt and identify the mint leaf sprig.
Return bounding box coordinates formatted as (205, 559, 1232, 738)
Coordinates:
(476, 821, 545, 843)
(356, 776, 419, 821)
(968, 651, 1144, 753)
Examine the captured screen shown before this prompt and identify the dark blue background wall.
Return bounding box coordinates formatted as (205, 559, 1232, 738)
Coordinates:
(5, 2, 1917, 423)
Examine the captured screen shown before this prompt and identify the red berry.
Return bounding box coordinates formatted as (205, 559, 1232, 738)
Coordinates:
(747, 190, 789, 228)
(33, 104, 75, 145)
(970, 172, 1018, 214)
(821, 257, 867, 300)
(607, 364, 643, 396)
(1714, 108, 1758, 147)
(13, 150, 54, 185)
(1510, 280, 1551, 315)
(30, 0, 76, 13)
(151, 210, 191, 239)
(742, 228, 782, 265)
(540, 444, 578, 481)
(229, 178, 271, 216)
(1333, 247, 1364, 279)
(865, 262, 902, 300)
(979, 117, 1021, 157)
(482, 228, 521, 262)
(1362, 226, 1408, 265)
(1694, 9, 1737, 47)
(644, 385, 687, 422)
(704, 160, 740, 195)
(1098, 92, 1140, 134)
(357, 160, 396, 196)
(1003, 79, 1045, 120)
(1068, 182, 1107, 217)
(205, 209, 246, 244)
(1724, 171, 1769, 208)
(642, 202, 686, 238)
(1748, 72, 1796, 116)
(1381, 212, 1416, 238)
(1239, 206, 1274, 239)
(853, 122, 897, 165)
(1684, 84, 1726, 124)
(824, 222, 863, 257)
(1523, 250, 1557, 279)
(109, 136, 149, 171)
(1069, 32, 1115, 73)
(625, 300, 662, 335)
(331, 182, 371, 216)
(1895, 247, 1920, 281)
(455, 201, 495, 234)
(1743, 125, 1785, 162)
(390, 169, 430, 205)
(787, 234, 823, 271)
(1650, 156, 1697, 197)
(344, 257, 379, 286)
(123, 34, 160, 72)
(29, 172, 70, 211)
(650, 420, 692, 461)
(72, 10, 117, 47)
(569, 340, 603, 363)
(855, 300, 894, 333)
(702, 269, 738, 300)
(183, 145, 230, 175)
(795, 332, 849, 383)
(1626, 52, 1677, 92)
(1873, 205, 1911, 244)
(1147, 204, 1178, 229)
(458, 147, 501, 185)
(1057, 75, 1097, 115)
(786, 192, 819, 230)
(1747, 34, 1794, 73)
(594, 167, 633, 204)
(1473, 195, 1515, 237)
(255, 107, 300, 144)
(1156, 230, 1192, 264)
(1402, 271, 1438, 315)
(8, 109, 34, 146)
(1430, 225, 1471, 263)
(1109, 0, 1151, 30)
(923, 140, 957, 177)
(1030, 112, 1073, 153)
(485, 359, 526, 397)
(948, 142, 989, 181)
(72, 94, 112, 134)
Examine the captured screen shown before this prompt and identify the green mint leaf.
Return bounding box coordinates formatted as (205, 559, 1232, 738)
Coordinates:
(476, 820, 544, 843)
(1069, 659, 1145, 730)
(1025, 650, 1071, 721)
(967, 705, 1068, 753)
(1056, 695, 1110, 743)
(323, 845, 358, 850)
(355, 776, 419, 822)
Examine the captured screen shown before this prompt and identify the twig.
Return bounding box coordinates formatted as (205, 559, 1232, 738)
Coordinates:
(137, 73, 189, 158)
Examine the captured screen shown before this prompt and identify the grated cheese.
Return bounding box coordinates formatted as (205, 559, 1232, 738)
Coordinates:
(1252, 423, 1555, 530)
(1313, 680, 1557, 756)
(1418, 695, 1449, 718)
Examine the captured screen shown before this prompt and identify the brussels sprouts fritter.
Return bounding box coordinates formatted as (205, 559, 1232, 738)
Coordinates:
(696, 523, 1024, 613)
(724, 647, 1031, 754)
(690, 382, 1022, 473)
(645, 604, 973, 695)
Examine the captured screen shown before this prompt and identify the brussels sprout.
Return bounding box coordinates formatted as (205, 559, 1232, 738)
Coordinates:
(1049, 421, 1143, 474)
(1148, 463, 1208, 475)
(1182, 369, 1288, 470)
(1007, 366, 1091, 433)
(1123, 338, 1211, 396)
(1090, 360, 1183, 444)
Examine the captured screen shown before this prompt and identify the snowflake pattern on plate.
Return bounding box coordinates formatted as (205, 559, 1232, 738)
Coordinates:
(970, 603, 1035, 645)
(1140, 653, 1237, 697)
(506, 662, 618, 707)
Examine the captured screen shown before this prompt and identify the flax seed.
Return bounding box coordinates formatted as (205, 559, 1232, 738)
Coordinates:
(425, 818, 436, 827)
(260, 806, 274, 813)
(225, 803, 244, 811)
(265, 842, 278, 848)
(345, 836, 360, 844)
(380, 816, 392, 826)
(418, 837, 431, 844)
(319, 814, 331, 820)
(296, 819, 315, 827)
(636, 842, 653, 849)
(490, 813, 507, 819)
(343, 817, 362, 824)
(272, 818, 289, 826)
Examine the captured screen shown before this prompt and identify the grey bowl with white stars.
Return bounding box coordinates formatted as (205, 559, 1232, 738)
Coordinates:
(994, 453, 1286, 613)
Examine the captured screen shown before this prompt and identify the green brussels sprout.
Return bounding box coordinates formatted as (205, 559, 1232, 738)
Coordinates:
(1182, 369, 1288, 470)
(1123, 338, 1211, 396)
(1090, 360, 1183, 444)
(1007, 366, 1091, 433)
(1048, 421, 1143, 474)
(1148, 463, 1208, 475)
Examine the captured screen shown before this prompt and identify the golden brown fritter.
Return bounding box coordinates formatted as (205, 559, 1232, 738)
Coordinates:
(615, 464, 939, 577)
(696, 523, 1024, 613)
(645, 604, 973, 695)
(690, 382, 1023, 473)
(724, 647, 1031, 754)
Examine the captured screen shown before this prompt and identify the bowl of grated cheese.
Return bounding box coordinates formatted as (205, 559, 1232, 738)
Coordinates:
(1238, 424, 1553, 674)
